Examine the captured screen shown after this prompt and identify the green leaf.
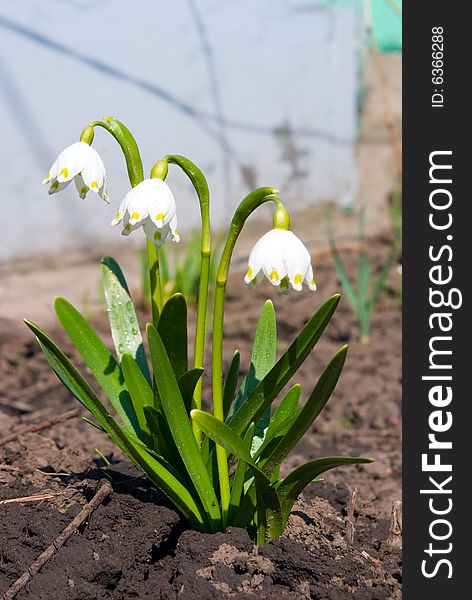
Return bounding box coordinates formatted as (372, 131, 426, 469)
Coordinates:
(228, 423, 254, 526)
(24, 319, 206, 530)
(191, 410, 283, 543)
(54, 297, 139, 435)
(178, 368, 204, 413)
(102, 116, 144, 187)
(327, 224, 358, 312)
(254, 384, 301, 461)
(142, 405, 188, 478)
(229, 301, 276, 455)
(369, 242, 397, 309)
(101, 257, 150, 383)
(229, 294, 340, 437)
(121, 353, 154, 436)
(261, 346, 348, 477)
(276, 456, 373, 522)
(223, 350, 240, 419)
(157, 294, 188, 380)
(146, 324, 221, 530)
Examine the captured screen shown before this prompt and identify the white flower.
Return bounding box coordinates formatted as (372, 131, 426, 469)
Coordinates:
(244, 229, 316, 292)
(42, 142, 108, 202)
(111, 178, 180, 248)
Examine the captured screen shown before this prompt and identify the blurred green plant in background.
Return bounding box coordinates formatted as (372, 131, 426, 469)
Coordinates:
(328, 208, 398, 343)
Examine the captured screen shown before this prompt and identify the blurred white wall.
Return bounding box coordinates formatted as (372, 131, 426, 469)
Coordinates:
(0, 0, 361, 261)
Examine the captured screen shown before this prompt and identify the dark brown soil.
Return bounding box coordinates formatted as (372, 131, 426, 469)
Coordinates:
(0, 238, 402, 599)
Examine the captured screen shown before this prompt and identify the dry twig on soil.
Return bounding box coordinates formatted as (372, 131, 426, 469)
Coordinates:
(0, 408, 81, 447)
(345, 487, 358, 544)
(0, 492, 63, 506)
(0, 481, 112, 600)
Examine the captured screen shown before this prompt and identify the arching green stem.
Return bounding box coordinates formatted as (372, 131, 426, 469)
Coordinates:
(212, 187, 281, 524)
(161, 155, 211, 445)
(86, 117, 162, 324)
(87, 117, 144, 187)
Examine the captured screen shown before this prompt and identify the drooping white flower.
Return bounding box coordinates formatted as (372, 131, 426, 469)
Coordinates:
(42, 141, 108, 202)
(245, 228, 316, 292)
(111, 178, 180, 248)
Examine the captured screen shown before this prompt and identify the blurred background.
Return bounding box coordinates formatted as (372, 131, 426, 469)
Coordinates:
(0, 0, 401, 320)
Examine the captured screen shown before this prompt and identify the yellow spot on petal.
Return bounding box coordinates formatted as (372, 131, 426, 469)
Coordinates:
(270, 270, 280, 283)
(154, 230, 162, 241)
(43, 173, 51, 183)
(114, 211, 121, 221)
(294, 273, 302, 285)
(131, 212, 140, 221)
(246, 266, 253, 280)
(311, 278, 315, 286)
(90, 181, 98, 189)
(155, 212, 165, 222)
(60, 167, 68, 179)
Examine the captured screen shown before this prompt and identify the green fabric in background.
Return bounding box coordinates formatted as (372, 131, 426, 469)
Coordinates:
(326, 0, 402, 52)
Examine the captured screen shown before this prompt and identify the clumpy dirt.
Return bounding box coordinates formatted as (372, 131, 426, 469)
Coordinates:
(0, 237, 401, 599)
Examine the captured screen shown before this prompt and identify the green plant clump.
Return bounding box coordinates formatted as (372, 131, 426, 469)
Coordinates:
(29, 116, 372, 545)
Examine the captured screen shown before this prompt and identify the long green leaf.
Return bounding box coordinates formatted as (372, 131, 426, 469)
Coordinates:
(254, 384, 301, 461)
(277, 456, 373, 522)
(146, 324, 221, 530)
(191, 410, 283, 543)
(54, 297, 139, 435)
(157, 294, 188, 380)
(223, 350, 240, 419)
(229, 301, 276, 455)
(328, 223, 358, 313)
(121, 353, 154, 436)
(24, 319, 206, 530)
(143, 405, 188, 478)
(178, 368, 204, 413)
(261, 346, 348, 477)
(228, 423, 254, 526)
(229, 294, 340, 436)
(101, 256, 150, 382)
(369, 242, 397, 309)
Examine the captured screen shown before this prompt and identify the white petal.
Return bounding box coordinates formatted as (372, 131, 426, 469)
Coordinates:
(145, 179, 177, 227)
(281, 231, 311, 291)
(98, 179, 109, 203)
(304, 264, 317, 291)
(42, 160, 58, 185)
(259, 230, 287, 286)
(121, 218, 141, 237)
(81, 146, 106, 192)
(143, 219, 170, 248)
(125, 188, 150, 225)
(48, 179, 71, 195)
(56, 142, 89, 183)
(245, 240, 265, 284)
(74, 174, 89, 199)
(168, 214, 180, 242)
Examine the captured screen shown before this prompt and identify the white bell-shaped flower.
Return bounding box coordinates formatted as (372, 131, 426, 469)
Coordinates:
(111, 178, 180, 248)
(245, 228, 316, 292)
(42, 141, 108, 202)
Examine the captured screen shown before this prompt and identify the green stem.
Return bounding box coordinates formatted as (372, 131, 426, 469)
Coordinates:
(89, 117, 163, 326)
(147, 239, 163, 324)
(89, 117, 144, 187)
(163, 155, 211, 445)
(212, 187, 280, 524)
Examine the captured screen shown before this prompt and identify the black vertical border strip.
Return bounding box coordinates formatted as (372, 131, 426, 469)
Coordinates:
(404, 2, 468, 596)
